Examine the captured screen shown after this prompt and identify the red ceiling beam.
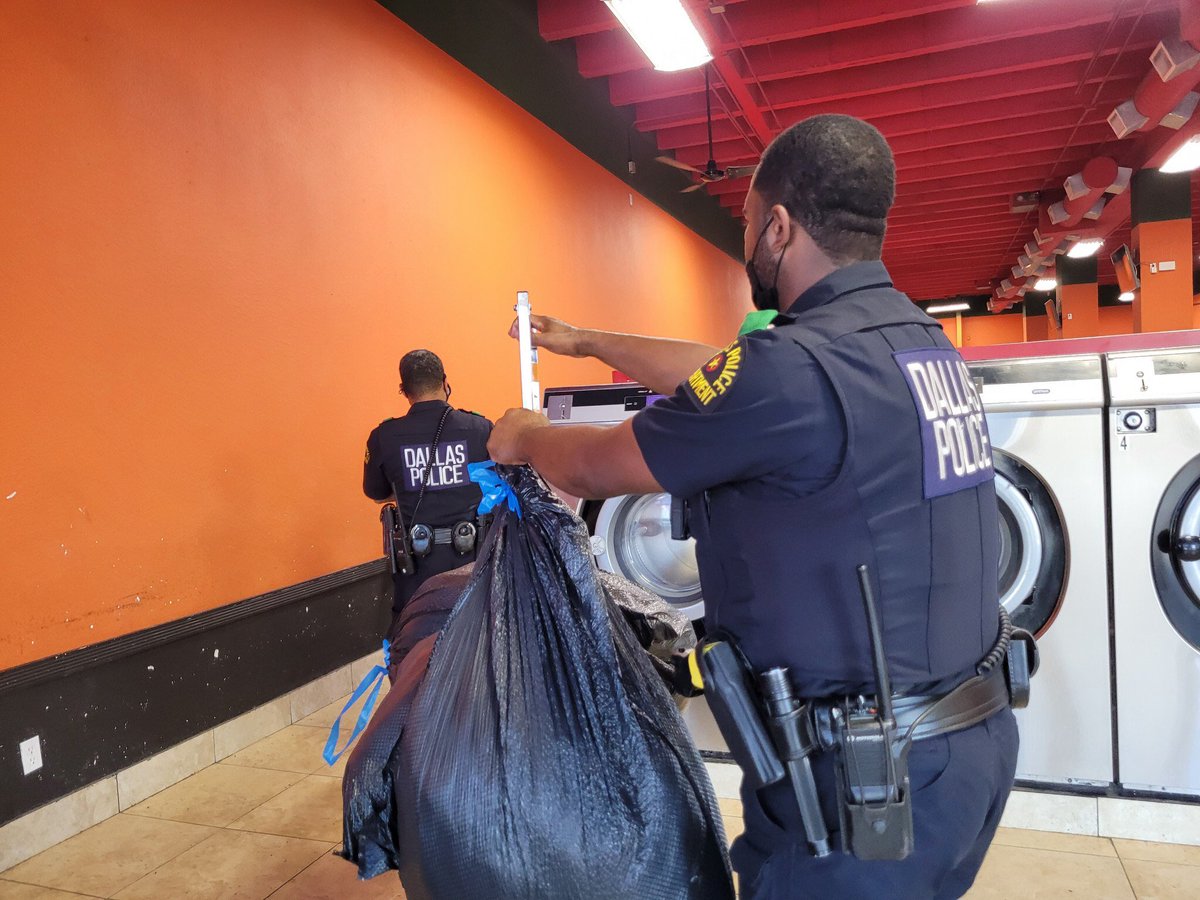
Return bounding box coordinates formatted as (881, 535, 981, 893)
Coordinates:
(632, 21, 1165, 124)
(671, 108, 1114, 168)
(573, 0, 978, 78)
(537, 0, 748, 42)
(654, 76, 1141, 151)
(607, 4, 1172, 106)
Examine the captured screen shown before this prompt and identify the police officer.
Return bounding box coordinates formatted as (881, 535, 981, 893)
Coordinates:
(363, 350, 492, 640)
(488, 115, 1018, 899)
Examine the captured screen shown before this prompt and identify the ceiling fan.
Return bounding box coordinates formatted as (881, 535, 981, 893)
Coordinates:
(656, 65, 757, 193)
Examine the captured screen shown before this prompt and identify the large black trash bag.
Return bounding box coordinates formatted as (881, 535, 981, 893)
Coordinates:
(349, 465, 732, 900)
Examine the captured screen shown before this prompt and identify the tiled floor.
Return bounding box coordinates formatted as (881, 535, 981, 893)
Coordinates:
(2, 695, 1197, 899)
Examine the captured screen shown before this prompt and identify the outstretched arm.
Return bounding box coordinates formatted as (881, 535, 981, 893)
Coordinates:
(511, 315, 717, 396)
(487, 411, 663, 500)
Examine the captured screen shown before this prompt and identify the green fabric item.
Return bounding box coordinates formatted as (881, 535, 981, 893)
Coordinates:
(737, 309, 778, 336)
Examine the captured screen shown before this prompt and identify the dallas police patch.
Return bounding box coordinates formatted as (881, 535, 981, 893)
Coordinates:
(893, 348, 993, 499)
(685, 340, 745, 411)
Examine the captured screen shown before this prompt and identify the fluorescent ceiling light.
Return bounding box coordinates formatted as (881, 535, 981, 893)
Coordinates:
(1119, 291, 1135, 302)
(1067, 239, 1105, 258)
(1034, 278, 1058, 291)
(605, 0, 713, 72)
(1161, 135, 1200, 173)
(926, 302, 970, 314)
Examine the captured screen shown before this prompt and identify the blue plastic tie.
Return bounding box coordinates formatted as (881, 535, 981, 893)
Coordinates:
(468, 461, 522, 519)
(323, 639, 390, 766)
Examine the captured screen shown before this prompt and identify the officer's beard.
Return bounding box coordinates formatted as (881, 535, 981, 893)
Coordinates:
(746, 220, 787, 312)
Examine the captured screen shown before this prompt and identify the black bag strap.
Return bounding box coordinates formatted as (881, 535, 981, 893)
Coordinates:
(410, 406, 453, 524)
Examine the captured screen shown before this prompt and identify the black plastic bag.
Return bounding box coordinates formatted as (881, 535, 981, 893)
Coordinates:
(342, 466, 732, 899)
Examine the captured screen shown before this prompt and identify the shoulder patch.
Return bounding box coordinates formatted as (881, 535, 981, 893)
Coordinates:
(458, 408, 485, 417)
(364, 444, 370, 465)
(684, 340, 745, 411)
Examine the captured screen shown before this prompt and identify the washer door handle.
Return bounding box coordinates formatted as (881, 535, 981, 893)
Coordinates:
(1173, 534, 1200, 563)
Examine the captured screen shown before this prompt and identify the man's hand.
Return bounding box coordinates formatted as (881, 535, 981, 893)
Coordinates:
(508, 314, 592, 358)
(487, 408, 552, 465)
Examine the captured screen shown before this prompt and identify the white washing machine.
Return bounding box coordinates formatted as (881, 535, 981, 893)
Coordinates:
(968, 354, 1114, 788)
(1107, 347, 1200, 796)
(543, 383, 728, 754)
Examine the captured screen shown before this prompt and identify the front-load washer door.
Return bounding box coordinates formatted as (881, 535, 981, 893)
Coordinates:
(580, 494, 704, 623)
(994, 451, 1067, 636)
(1152, 455, 1200, 653)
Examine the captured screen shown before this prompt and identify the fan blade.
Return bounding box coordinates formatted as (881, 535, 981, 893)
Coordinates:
(681, 183, 706, 193)
(724, 165, 757, 180)
(656, 155, 703, 175)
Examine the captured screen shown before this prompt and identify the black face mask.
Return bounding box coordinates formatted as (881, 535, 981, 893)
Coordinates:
(746, 220, 787, 312)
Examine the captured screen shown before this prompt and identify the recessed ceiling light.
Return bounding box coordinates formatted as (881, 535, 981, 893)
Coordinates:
(1034, 278, 1058, 291)
(1119, 291, 1135, 302)
(1067, 239, 1105, 258)
(926, 302, 970, 314)
(605, 0, 713, 72)
(1161, 135, 1200, 173)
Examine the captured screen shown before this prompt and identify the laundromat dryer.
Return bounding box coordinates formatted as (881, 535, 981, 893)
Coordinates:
(1107, 347, 1200, 796)
(543, 382, 728, 754)
(967, 354, 1114, 788)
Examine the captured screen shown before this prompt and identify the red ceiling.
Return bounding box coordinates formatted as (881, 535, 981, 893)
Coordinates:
(537, 0, 1200, 303)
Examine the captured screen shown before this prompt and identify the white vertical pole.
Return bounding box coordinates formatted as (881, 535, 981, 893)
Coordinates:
(515, 291, 541, 411)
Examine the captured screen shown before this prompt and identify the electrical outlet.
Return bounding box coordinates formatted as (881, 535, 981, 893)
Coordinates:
(19, 736, 43, 775)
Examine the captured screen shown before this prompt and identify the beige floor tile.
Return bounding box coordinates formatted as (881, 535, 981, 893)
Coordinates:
(1113, 838, 1200, 867)
(964, 844, 1135, 899)
(229, 775, 344, 843)
(0, 881, 104, 899)
(0, 778, 119, 873)
(117, 731, 215, 811)
(126, 763, 305, 827)
(222, 725, 329, 774)
(268, 850, 406, 899)
(112, 830, 330, 900)
(215, 698, 292, 761)
(1, 813, 214, 897)
(717, 797, 743, 819)
(1121, 858, 1200, 900)
(290, 667, 354, 723)
(295, 695, 354, 729)
(991, 826, 1118, 857)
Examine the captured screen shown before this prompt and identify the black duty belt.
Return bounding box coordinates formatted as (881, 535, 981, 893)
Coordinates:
(415, 526, 460, 546)
(886, 666, 1010, 742)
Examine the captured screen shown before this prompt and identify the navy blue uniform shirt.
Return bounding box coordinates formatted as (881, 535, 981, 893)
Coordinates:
(363, 400, 493, 527)
(632, 261, 1000, 696)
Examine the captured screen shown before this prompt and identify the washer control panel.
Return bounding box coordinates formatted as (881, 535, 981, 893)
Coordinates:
(1115, 408, 1156, 433)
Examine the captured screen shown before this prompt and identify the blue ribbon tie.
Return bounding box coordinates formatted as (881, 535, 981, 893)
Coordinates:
(323, 639, 391, 766)
(468, 461, 522, 519)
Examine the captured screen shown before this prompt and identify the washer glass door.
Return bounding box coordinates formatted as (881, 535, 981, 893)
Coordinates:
(1152, 458, 1200, 652)
(585, 493, 704, 622)
(993, 453, 1066, 636)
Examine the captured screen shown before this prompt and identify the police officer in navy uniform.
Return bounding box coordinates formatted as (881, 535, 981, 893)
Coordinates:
(487, 115, 1018, 899)
(363, 350, 492, 638)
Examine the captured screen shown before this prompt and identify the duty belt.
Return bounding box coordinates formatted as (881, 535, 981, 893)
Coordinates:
(809, 663, 1011, 751)
(415, 526, 462, 546)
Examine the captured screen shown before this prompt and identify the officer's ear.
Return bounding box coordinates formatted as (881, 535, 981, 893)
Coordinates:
(766, 203, 793, 255)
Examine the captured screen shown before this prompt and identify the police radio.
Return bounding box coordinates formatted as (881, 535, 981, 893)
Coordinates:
(381, 502, 415, 577)
(833, 565, 914, 861)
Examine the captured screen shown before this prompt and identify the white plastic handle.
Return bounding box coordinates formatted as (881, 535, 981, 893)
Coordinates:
(515, 291, 541, 412)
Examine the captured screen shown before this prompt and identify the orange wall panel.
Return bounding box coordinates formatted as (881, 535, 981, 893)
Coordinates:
(1025, 315, 1049, 342)
(961, 315, 1024, 349)
(1133, 219, 1194, 333)
(0, 0, 748, 668)
(1099, 305, 1135, 336)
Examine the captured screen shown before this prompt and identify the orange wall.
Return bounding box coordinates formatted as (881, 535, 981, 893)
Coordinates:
(1025, 315, 1049, 342)
(1099, 305, 1135, 336)
(0, 0, 748, 669)
(961, 314, 1024, 348)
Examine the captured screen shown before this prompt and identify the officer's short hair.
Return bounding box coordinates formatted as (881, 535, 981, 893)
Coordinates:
(399, 349, 445, 397)
(753, 114, 895, 265)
